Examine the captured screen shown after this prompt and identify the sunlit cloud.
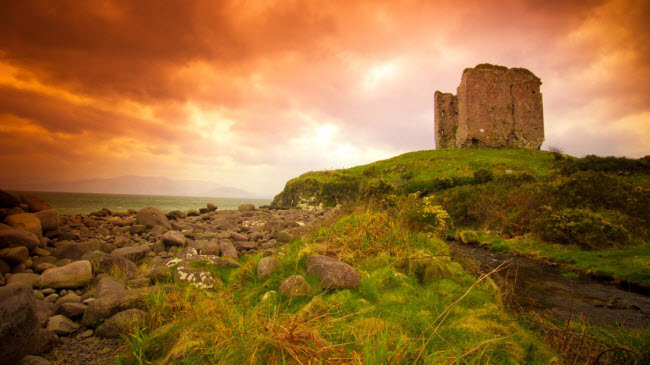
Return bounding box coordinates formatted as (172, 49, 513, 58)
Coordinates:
(0, 0, 648, 197)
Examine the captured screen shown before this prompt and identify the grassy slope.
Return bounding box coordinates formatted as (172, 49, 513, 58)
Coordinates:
(118, 211, 559, 364)
(286, 149, 555, 186)
(274, 149, 650, 287)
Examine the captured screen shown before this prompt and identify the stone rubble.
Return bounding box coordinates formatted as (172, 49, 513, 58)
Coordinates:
(0, 192, 337, 364)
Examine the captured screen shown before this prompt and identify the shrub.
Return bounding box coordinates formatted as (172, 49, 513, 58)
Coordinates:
(473, 168, 494, 184)
(320, 179, 360, 207)
(559, 154, 650, 175)
(457, 230, 480, 245)
(532, 207, 630, 249)
(401, 194, 451, 234)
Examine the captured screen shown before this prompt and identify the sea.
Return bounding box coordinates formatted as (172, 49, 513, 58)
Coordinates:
(24, 191, 272, 215)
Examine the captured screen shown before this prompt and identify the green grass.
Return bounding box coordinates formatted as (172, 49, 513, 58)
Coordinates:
(307, 149, 554, 183)
(272, 149, 557, 207)
(117, 211, 559, 364)
(486, 235, 650, 287)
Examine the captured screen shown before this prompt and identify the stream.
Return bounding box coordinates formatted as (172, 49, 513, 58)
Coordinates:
(450, 243, 650, 329)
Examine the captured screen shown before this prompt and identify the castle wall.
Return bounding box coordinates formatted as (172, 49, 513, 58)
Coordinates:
(435, 64, 544, 150)
(433, 91, 458, 149)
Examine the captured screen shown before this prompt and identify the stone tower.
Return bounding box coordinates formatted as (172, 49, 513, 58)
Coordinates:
(434, 64, 544, 149)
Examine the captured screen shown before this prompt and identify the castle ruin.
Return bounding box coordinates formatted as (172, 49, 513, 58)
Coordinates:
(434, 64, 544, 149)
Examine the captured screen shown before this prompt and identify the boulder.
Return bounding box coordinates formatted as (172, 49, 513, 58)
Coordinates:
(279, 275, 311, 297)
(0, 246, 29, 264)
(58, 302, 87, 318)
(33, 329, 58, 355)
(3, 213, 42, 237)
(230, 232, 248, 241)
(54, 292, 81, 306)
(0, 189, 21, 208)
(34, 209, 59, 231)
(34, 300, 56, 327)
(96, 308, 145, 338)
(51, 240, 101, 260)
(136, 207, 171, 229)
(219, 241, 238, 260)
(238, 203, 256, 212)
(161, 230, 186, 247)
(172, 265, 217, 289)
(276, 230, 294, 243)
(146, 266, 171, 283)
(46, 314, 79, 335)
(7, 273, 40, 288)
(165, 210, 184, 220)
(19, 193, 51, 212)
(34, 263, 56, 274)
(206, 203, 218, 212)
(306, 255, 360, 290)
(197, 241, 220, 256)
(257, 257, 278, 280)
(0, 283, 40, 363)
(39, 260, 93, 289)
(111, 245, 151, 262)
(82, 288, 147, 326)
(82, 251, 136, 279)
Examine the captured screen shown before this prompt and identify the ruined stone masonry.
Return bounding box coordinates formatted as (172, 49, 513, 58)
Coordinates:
(434, 64, 544, 149)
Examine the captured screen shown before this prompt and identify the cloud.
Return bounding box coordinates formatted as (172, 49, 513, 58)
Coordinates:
(0, 0, 648, 197)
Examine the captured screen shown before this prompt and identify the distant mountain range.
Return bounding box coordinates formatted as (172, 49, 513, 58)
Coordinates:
(4, 175, 265, 199)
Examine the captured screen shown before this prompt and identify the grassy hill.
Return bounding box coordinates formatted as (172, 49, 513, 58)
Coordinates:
(273, 148, 650, 287)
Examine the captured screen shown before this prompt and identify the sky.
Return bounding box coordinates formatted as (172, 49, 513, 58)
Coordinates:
(0, 0, 648, 197)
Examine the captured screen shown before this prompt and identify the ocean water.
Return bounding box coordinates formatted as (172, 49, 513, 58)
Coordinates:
(27, 191, 272, 215)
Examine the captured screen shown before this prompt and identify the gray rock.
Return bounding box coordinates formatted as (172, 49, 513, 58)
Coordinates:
(257, 257, 278, 280)
(0, 246, 29, 264)
(96, 309, 145, 338)
(0, 229, 40, 251)
(306, 255, 360, 290)
(46, 314, 79, 335)
(219, 241, 238, 260)
(39, 260, 93, 289)
(0, 283, 40, 363)
(279, 275, 311, 297)
(136, 207, 172, 229)
(4, 213, 42, 236)
(111, 245, 151, 262)
(172, 264, 217, 289)
(161, 231, 186, 247)
(34, 209, 59, 231)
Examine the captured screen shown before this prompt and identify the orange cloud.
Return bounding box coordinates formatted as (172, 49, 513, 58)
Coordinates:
(0, 0, 648, 196)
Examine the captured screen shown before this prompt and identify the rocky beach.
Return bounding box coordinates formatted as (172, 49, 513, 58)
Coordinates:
(0, 190, 335, 364)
